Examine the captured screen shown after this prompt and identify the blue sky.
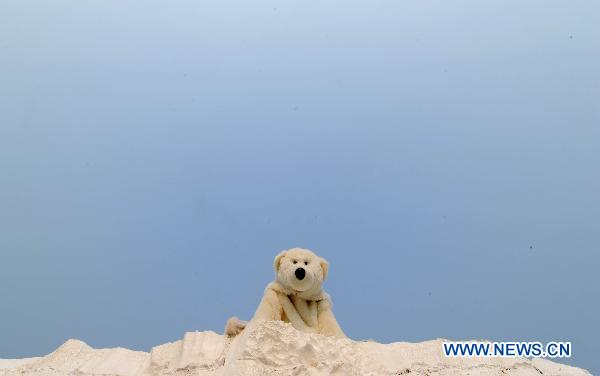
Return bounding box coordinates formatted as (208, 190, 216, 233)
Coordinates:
(1, 1, 599, 373)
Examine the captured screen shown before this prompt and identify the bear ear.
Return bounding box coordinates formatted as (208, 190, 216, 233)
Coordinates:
(320, 257, 329, 280)
(273, 250, 287, 272)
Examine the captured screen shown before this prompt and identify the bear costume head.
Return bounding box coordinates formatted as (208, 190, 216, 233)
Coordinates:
(273, 247, 329, 299)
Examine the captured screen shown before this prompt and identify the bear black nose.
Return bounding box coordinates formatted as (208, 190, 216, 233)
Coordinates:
(295, 267, 306, 280)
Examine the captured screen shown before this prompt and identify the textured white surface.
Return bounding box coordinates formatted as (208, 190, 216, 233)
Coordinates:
(0, 321, 590, 376)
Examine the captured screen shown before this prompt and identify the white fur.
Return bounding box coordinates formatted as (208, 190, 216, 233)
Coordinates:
(225, 248, 345, 338)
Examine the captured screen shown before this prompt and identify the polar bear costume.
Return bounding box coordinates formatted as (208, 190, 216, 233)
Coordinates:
(225, 248, 345, 338)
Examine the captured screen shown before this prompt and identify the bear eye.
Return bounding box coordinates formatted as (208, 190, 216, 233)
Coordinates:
(304, 261, 308, 265)
(293, 260, 298, 264)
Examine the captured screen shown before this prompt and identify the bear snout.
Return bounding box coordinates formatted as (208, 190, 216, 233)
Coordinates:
(295, 267, 306, 280)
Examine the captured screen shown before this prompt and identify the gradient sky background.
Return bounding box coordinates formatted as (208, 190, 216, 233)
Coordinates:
(1, 0, 599, 373)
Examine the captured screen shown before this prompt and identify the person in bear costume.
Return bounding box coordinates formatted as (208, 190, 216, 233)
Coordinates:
(225, 247, 345, 338)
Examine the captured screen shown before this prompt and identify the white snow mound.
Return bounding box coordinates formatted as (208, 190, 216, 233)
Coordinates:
(0, 321, 590, 376)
